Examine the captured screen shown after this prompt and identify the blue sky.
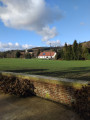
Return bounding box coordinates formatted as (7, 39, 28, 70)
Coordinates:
(0, 0, 90, 51)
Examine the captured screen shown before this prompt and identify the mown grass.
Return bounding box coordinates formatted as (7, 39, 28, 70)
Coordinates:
(0, 58, 90, 80)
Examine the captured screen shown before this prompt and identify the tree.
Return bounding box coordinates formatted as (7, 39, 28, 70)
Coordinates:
(36, 49, 40, 57)
(67, 45, 73, 60)
(55, 49, 63, 60)
(82, 48, 89, 60)
(0, 52, 7, 58)
(63, 43, 73, 60)
(0, 52, 4, 58)
(25, 53, 31, 59)
(31, 53, 35, 58)
(78, 43, 83, 60)
(73, 40, 78, 60)
(16, 51, 21, 58)
(63, 43, 68, 60)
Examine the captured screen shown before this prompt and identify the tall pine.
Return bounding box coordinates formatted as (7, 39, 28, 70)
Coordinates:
(78, 43, 82, 60)
(68, 45, 73, 60)
(73, 40, 78, 60)
(64, 43, 68, 60)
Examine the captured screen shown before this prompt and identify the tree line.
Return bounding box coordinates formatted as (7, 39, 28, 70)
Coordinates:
(0, 49, 39, 59)
(0, 40, 90, 60)
(56, 40, 90, 60)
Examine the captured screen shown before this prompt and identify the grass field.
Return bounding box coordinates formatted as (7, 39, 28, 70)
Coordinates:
(0, 58, 90, 81)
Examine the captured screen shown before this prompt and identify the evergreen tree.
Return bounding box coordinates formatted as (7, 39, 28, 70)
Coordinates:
(64, 43, 68, 60)
(63, 43, 73, 60)
(73, 40, 78, 60)
(78, 43, 82, 60)
(55, 49, 63, 60)
(67, 45, 73, 60)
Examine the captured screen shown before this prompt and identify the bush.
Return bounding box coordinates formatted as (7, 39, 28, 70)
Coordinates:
(0, 74, 35, 97)
(72, 85, 90, 120)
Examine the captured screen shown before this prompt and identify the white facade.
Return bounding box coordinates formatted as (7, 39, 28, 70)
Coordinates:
(38, 52, 56, 59)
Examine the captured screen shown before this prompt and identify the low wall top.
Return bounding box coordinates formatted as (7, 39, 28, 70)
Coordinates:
(0, 71, 89, 89)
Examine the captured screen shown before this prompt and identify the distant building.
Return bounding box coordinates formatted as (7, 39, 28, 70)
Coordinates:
(25, 48, 28, 53)
(20, 49, 33, 58)
(38, 51, 56, 59)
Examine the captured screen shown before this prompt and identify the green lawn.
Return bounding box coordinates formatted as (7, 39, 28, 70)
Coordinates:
(0, 58, 90, 81)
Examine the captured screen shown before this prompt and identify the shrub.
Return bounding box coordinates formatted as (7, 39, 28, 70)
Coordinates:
(0, 74, 35, 97)
(72, 85, 90, 120)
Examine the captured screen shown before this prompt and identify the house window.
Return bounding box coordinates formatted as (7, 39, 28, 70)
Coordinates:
(43, 53, 45, 55)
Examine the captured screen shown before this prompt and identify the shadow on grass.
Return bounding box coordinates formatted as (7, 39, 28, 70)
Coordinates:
(6, 67, 90, 81)
(6, 69, 48, 73)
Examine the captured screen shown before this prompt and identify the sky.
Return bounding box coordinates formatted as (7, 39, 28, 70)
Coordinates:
(0, 0, 90, 51)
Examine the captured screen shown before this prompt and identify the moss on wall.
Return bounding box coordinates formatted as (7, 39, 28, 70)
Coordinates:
(45, 93, 50, 99)
(1, 72, 89, 89)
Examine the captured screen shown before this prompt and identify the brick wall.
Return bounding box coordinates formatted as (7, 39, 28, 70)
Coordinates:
(0, 72, 89, 106)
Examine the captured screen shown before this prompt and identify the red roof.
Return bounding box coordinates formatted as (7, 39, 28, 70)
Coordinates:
(39, 51, 56, 56)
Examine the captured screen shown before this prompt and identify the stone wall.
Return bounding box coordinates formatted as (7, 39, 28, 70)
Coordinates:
(0, 72, 89, 106)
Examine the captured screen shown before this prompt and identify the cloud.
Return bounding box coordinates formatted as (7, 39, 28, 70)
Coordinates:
(0, 0, 62, 41)
(80, 22, 85, 25)
(74, 6, 78, 10)
(0, 42, 33, 51)
(46, 40, 60, 47)
(38, 26, 58, 41)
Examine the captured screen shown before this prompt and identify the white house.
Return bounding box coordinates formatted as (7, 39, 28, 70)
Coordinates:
(38, 51, 56, 59)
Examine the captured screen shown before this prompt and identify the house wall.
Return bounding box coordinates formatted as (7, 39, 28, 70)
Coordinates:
(38, 53, 56, 59)
(0, 72, 89, 107)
